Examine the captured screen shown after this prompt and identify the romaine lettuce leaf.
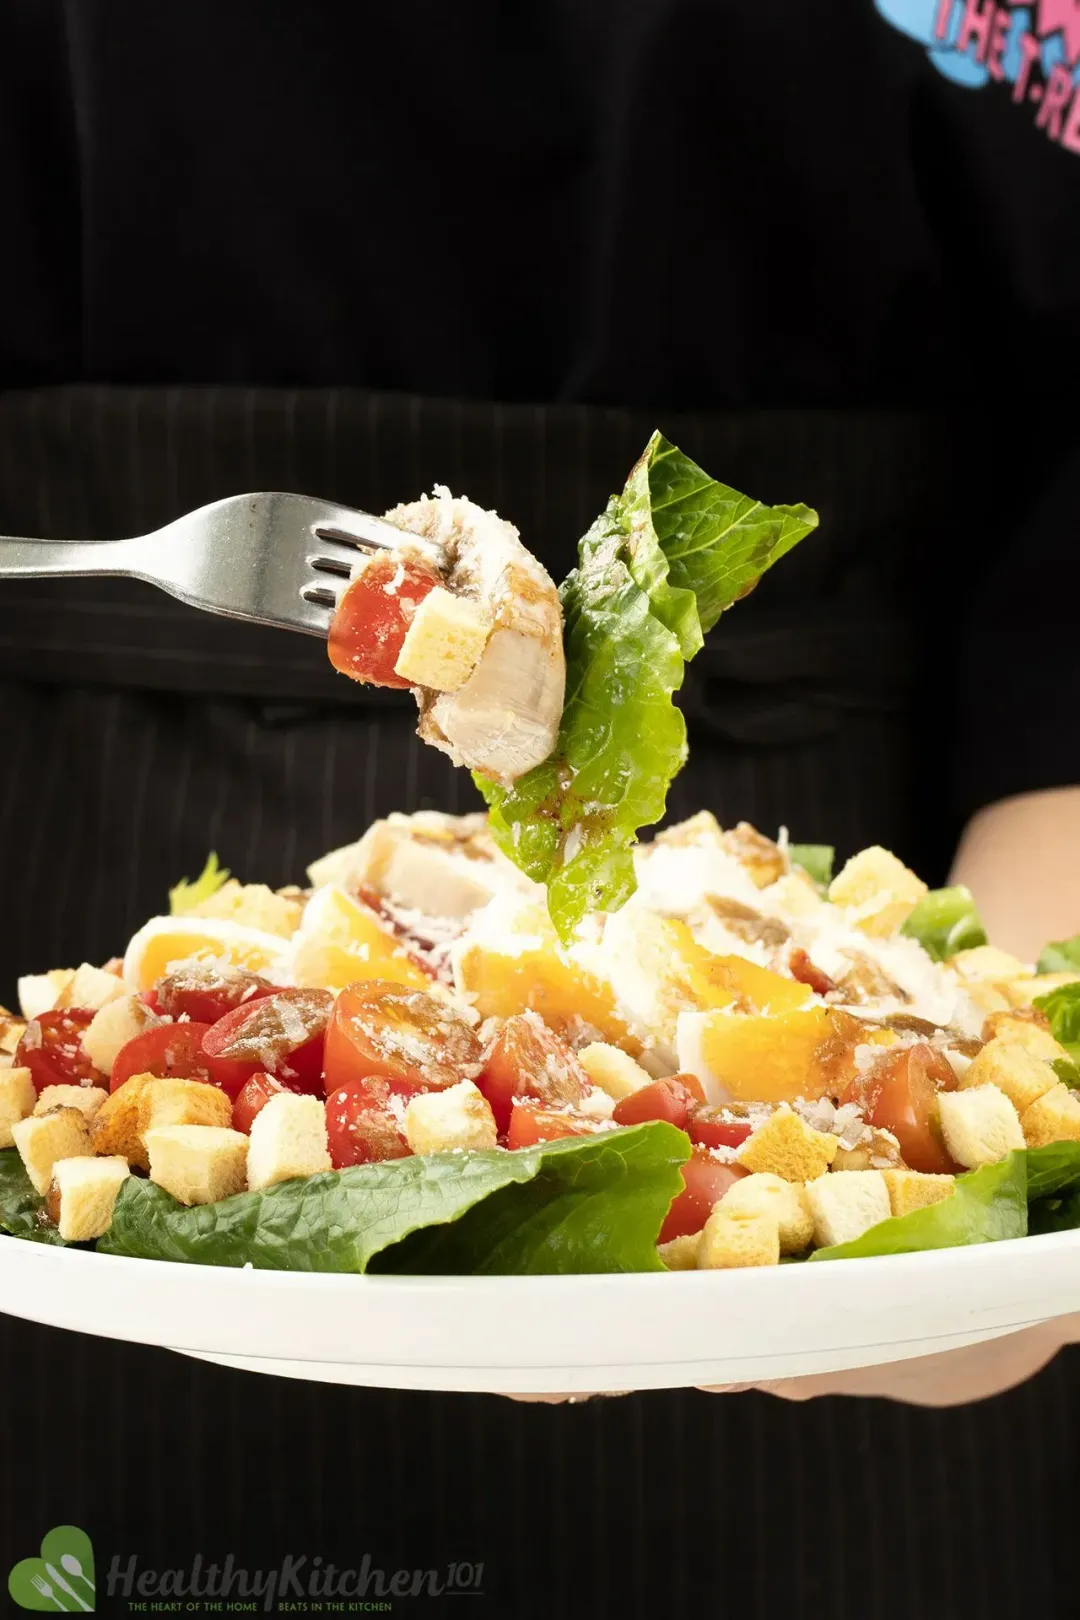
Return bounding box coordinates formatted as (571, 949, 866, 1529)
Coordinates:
(0, 1148, 69, 1246)
(810, 1142, 1080, 1261)
(1037, 935, 1080, 974)
(478, 433, 818, 940)
(99, 1121, 689, 1275)
(169, 852, 230, 916)
(789, 843, 834, 891)
(1033, 982, 1080, 1063)
(900, 885, 987, 962)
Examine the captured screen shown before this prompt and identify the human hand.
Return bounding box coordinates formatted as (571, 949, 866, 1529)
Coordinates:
(506, 1316, 1080, 1407)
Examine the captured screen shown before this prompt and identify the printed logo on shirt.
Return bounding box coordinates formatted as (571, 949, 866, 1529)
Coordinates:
(875, 0, 1080, 155)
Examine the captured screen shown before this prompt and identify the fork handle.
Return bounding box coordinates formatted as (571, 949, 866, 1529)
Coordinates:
(0, 535, 149, 581)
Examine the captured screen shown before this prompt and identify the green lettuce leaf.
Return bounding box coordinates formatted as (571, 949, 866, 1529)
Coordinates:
(1033, 982, 1080, 1063)
(900, 885, 987, 962)
(810, 1142, 1080, 1261)
(0, 1148, 69, 1246)
(789, 843, 834, 891)
(477, 433, 818, 940)
(99, 1122, 689, 1275)
(1037, 935, 1080, 975)
(169, 852, 230, 916)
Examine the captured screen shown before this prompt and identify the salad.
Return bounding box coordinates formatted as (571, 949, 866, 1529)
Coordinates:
(4, 434, 1080, 1276)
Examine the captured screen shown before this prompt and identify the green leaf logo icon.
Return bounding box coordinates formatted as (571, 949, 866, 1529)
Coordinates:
(9, 1526, 95, 1611)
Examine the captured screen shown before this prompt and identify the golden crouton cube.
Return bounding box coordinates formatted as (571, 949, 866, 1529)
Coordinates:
(698, 1206, 780, 1269)
(57, 962, 126, 1013)
(0, 1005, 26, 1056)
(658, 1233, 702, 1270)
(137, 1077, 232, 1137)
(718, 1172, 813, 1255)
(403, 1080, 498, 1156)
(393, 586, 492, 692)
(0, 1067, 37, 1149)
(48, 1156, 131, 1241)
(980, 1013, 1065, 1063)
(719, 822, 786, 888)
(17, 969, 74, 1021)
(81, 994, 161, 1075)
(1020, 1083, 1080, 1148)
(145, 1125, 249, 1205)
(189, 881, 301, 938)
(34, 1084, 109, 1121)
(655, 811, 725, 850)
(880, 1168, 955, 1218)
(959, 1038, 1057, 1116)
(1003, 971, 1080, 1010)
(936, 1084, 1024, 1168)
(246, 1093, 331, 1191)
(735, 1105, 839, 1182)
(90, 1072, 156, 1170)
(828, 846, 927, 937)
(805, 1170, 892, 1248)
(577, 1043, 652, 1100)
(11, 1108, 93, 1194)
(760, 870, 824, 919)
(947, 946, 1031, 984)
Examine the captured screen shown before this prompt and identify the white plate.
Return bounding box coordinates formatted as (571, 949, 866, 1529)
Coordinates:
(3, 1232, 1080, 1391)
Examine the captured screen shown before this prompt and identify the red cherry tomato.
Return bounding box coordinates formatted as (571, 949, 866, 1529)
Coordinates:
(232, 1073, 287, 1135)
(156, 963, 279, 1025)
(613, 1077, 697, 1130)
(505, 1102, 602, 1150)
(16, 1009, 100, 1094)
(658, 1149, 748, 1243)
(325, 1075, 424, 1167)
(788, 947, 838, 996)
(842, 1042, 960, 1176)
(328, 554, 441, 689)
(324, 981, 482, 1093)
(477, 1014, 586, 1134)
(202, 989, 332, 1097)
(110, 1021, 217, 1091)
(688, 1110, 754, 1151)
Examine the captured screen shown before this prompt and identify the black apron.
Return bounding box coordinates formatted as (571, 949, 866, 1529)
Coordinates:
(0, 386, 1076, 1620)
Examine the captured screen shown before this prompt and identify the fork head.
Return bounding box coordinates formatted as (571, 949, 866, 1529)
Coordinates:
(156, 493, 448, 638)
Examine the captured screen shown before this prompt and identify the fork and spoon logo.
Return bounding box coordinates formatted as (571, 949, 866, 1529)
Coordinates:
(8, 1526, 95, 1612)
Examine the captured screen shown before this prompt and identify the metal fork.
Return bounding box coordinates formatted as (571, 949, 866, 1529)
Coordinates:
(0, 493, 447, 637)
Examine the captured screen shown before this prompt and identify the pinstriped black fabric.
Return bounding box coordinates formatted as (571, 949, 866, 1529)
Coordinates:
(0, 387, 1077, 1620)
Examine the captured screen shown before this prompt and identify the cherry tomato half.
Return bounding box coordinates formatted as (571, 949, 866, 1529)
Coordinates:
(156, 963, 279, 1025)
(658, 1149, 748, 1243)
(232, 1073, 286, 1135)
(110, 1021, 217, 1092)
(16, 1009, 100, 1094)
(688, 1109, 754, 1152)
(612, 1077, 698, 1130)
(325, 981, 482, 1093)
(477, 1013, 586, 1134)
(328, 554, 441, 689)
(202, 989, 332, 1096)
(505, 1102, 602, 1151)
(325, 1074, 425, 1167)
(842, 1042, 960, 1175)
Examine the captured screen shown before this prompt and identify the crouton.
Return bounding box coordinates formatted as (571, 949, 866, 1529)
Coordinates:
(698, 1206, 780, 1269)
(0, 1067, 36, 1149)
(0, 1006, 26, 1056)
(1020, 1083, 1080, 1148)
(246, 1092, 331, 1191)
(188, 881, 302, 938)
(11, 1108, 92, 1194)
(658, 1233, 702, 1270)
(57, 963, 126, 1013)
(958, 1038, 1057, 1116)
(947, 946, 1031, 983)
(735, 1105, 838, 1181)
(90, 1072, 156, 1170)
(393, 586, 492, 692)
(145, 1125, 249, 1205)
(47, 1156, 130, 1241)
(760, 870, 824, 919)
(936, 1084, 1024, 1168)
(718, 1171, 813, 1255)
(577, 1043, 652, 1101)
(137, 1077, 232, 1137)
(719, 822, 786, 888)
(880, 1167, 955, 1218)
(81, 994, 161, 1074)
(17, 969, 74, 1021)
(805, 1170, 891, 1248)
(828, 847, 927, 937)
(34, 1084, 109, 1121)
(404, 1079, 498, 1156)
(981, 1012, 1065, 1063)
